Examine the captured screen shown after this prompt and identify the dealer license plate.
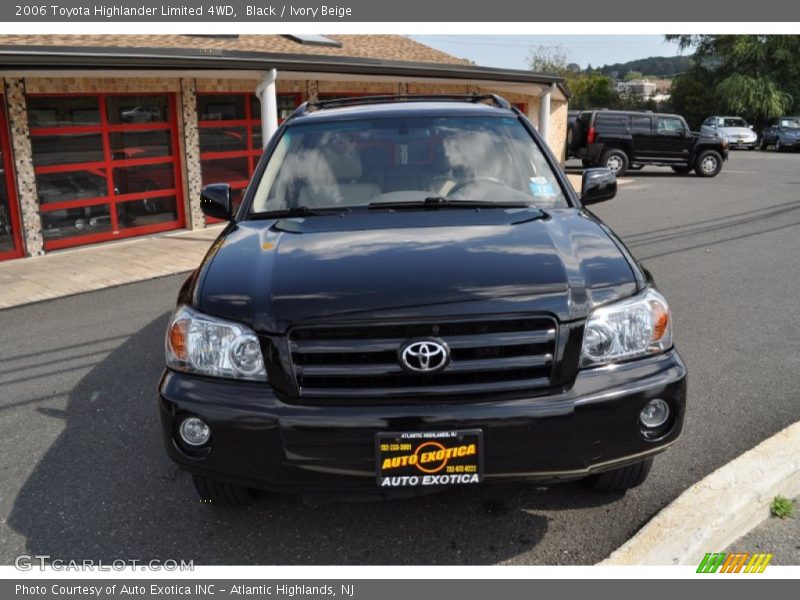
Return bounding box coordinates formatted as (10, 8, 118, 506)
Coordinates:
(375, 429, 483, 488)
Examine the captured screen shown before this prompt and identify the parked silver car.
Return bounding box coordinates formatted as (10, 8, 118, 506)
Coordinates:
(700, 116, 758, 150)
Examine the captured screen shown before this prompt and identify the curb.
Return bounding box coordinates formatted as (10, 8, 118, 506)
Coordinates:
(601, 420, 800, 565)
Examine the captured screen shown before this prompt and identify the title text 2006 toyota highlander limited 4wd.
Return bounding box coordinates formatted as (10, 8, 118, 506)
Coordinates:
(159, 95, 686, 506)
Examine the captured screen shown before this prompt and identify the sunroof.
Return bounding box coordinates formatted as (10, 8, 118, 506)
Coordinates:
(283, 34, 342, 48)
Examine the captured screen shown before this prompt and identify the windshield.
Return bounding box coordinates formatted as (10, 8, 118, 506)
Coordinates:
(249, 114, 568, 214)
(780, 118, 800, 128)
(721, 118, 748, 128)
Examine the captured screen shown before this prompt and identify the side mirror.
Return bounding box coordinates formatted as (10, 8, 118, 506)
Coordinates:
(200, 183, 232, 220)
(580, 168, 617, 205)
(749, 125, 754, 130)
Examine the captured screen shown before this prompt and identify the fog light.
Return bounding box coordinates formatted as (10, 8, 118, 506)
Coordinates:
(179, 417, 210, 447)
(640, 399, 670, 428)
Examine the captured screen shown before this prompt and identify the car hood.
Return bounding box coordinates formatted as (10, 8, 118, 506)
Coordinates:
(195, 208, 639, 332)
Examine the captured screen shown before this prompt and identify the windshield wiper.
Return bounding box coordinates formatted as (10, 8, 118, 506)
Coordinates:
(249, 206, 348, 219)
(368, 197, 533, 211)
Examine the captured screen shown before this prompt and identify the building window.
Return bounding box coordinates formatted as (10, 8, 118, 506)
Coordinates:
(0, 95, 24, 261)
(28, 93, 185, 250)
(196, 92, 301, 214)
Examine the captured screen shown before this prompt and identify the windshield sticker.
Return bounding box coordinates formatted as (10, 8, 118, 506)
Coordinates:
(529, 178, 555, 196)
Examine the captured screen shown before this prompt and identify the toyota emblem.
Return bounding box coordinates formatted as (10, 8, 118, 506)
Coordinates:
(399, 338, 450, 373)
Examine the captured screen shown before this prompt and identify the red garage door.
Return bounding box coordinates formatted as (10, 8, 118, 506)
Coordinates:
(0, 94, 24, 261)
(27, 93, 185, 250)
(197, 92, 301, 215)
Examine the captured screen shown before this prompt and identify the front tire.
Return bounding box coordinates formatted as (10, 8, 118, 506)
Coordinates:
(192, 474, 259, 508)
(601, 148, 630, 177)
(583, 458, 653, 492)
(694, 150, 723, 177)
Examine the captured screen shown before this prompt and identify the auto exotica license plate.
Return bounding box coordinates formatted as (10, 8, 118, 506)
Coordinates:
(376, 430, 483, 488)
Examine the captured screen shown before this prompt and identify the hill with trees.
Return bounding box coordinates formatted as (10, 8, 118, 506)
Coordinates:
(596, 55, 695, 79)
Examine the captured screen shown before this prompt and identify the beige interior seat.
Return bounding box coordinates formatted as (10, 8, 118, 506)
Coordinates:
(298, 146, 380, 206)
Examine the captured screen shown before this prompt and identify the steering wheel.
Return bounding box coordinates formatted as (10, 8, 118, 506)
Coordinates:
(447, 176, 510, 197)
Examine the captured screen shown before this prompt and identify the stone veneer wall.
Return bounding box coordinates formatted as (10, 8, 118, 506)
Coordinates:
(180, 78, 204, 230)
(4, 78, 42, 256)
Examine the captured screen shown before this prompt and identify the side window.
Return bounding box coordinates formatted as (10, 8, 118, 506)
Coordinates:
(630, 116, 651, 133)
(657, 117, 684, 133)
(703, 118, 714, 127)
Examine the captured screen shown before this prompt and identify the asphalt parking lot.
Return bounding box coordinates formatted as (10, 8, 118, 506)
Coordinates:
(1, 150, 799, 566)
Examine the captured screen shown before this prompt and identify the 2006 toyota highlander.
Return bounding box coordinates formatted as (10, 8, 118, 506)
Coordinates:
(159, 95, 687, 506)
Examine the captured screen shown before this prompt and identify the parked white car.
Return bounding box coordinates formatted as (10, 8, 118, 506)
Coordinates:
(700, 116, 758, 150)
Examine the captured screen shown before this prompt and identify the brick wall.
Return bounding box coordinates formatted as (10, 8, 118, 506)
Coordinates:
(23, 77, 180, 94)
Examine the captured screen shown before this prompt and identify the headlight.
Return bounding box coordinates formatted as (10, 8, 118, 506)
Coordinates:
(580, 288, 672, 368)
(165, 305, 267, 381)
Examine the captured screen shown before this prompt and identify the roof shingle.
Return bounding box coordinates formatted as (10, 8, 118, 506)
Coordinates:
(0, 34, 472, 66)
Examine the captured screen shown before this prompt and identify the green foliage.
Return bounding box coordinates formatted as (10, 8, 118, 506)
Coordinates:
(717, 74, 791, 119)
(770, 496, 795, 519)
(669, 67, 719, 129)
(566, 72, 620, 110)
(666, 35, 800, 127)
(528, 44, 570, 75)
(599, 55, 694, 78)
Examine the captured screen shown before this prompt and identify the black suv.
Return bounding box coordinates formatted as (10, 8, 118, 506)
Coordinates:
(159, 95, 686, 506)
(572, 110, 728, 177)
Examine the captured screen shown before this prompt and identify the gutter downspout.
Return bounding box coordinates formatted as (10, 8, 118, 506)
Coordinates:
(538, 83, 555, 148)
(255, 68, 278, 149)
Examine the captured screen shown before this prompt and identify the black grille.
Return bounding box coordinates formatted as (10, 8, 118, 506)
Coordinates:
(288, 316, 557, 401)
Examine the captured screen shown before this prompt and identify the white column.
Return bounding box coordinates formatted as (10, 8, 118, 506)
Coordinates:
(538, 83, 554, 148)
(256, 69, 278, 149)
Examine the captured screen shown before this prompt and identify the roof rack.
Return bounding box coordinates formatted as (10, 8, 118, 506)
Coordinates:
(288, 93, 512, 119)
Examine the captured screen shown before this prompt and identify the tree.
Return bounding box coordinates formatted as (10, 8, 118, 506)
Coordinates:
(528, 44, 570, 75)
(624, 70, 644, 81)
(668, 67, 718, 129)
(568, 73, 620, 110)
(665, 35, 800, 124)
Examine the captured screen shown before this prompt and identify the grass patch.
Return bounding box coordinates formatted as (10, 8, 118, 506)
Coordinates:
(770, 495, 795, 519)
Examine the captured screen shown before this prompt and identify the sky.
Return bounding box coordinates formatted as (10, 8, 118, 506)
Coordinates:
(410, 35, 683, 70)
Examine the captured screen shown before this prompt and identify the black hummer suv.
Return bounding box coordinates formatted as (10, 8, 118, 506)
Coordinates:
(572, 109, 728, 177)
(159, 95, 686, 506)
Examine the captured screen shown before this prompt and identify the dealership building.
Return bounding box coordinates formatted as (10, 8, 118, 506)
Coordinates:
(0, 34, 569, 262)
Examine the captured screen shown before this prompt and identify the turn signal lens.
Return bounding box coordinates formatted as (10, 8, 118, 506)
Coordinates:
(651, 300, 670, 342)
(168, 319, 189, 361)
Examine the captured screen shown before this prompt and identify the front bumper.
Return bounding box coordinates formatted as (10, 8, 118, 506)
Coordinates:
(777, 137, 800, 149)
(159, 350, 687, 494)
(727, 139, 757, 149)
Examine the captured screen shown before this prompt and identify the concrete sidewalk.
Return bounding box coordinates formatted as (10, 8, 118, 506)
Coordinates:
(0, 225, 224, 310)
